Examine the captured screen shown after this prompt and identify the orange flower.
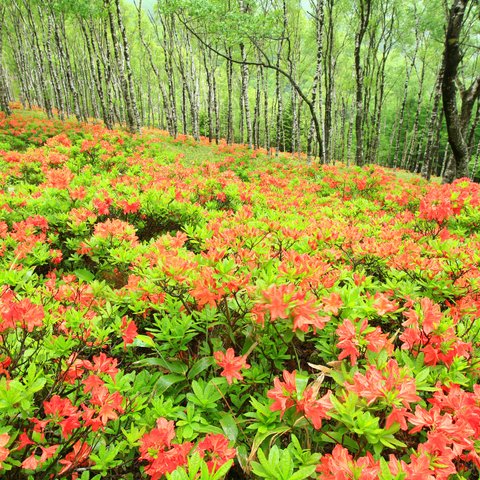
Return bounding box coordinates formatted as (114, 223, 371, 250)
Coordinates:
(0, 433, 10, 467)
(322, 292, 343, 316)
(267, 370, 297, 416)
(120, 316, 138, 349)
(58, 441, 92, 476)
(197, 433, 236, 473)
(214, 348, 250, 384)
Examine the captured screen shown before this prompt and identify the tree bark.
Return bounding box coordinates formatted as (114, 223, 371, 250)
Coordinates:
(404, 49, 426, 170)
(51, 7, 83, 121)
(81, 20, 112, 128)
(261, 62, 270, 153)
(368, 0, 394, 164)
(137, 1, 173, 135)
(43, 9, 65, 121)
(0, 6, 11, 115)
(421, 62, 444, 180)
(23, 2, 53, 118)
(323, 0, 334, 163)
(442, 0, 471, 182)
(354, 0, 372, 166)
(202, 46, 214, 142)
(6, 12, 32, 108)
(226, 47, 233, 144)
(307, 0, 324, 162)
(157, 12, 178, 137)
(114, 0, 140, 132)
(108, 0, 137, 133)
(253, 61, 261, 149)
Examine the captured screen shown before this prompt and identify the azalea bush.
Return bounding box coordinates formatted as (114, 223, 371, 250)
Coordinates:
(0, 109, 480, 479)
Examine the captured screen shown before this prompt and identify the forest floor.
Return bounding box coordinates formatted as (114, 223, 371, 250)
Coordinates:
(0, 109, 479, 479)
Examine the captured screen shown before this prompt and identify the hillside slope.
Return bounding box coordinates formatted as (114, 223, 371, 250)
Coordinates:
(0, 110, 480, 479)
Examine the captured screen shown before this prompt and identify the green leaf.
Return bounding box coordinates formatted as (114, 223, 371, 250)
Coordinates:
(249, 426, 291, 463)
(294, 372, 310, 397)
(210, 459, 234, 480)
(219, 413, 238, 441)
(288, 465, 317, 480)
(74, 268, 95, 282)
(133, 334, 156, 348)
(134, 356, 188, 375)
(155, 374, 186, 394)
(188, 357, 214, 379)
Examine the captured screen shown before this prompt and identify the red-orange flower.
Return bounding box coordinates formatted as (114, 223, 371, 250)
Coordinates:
(267, 370, 297, 416)
(58, 441, 92, 476)
(0, 433, 10, 467)
(139, 418, 192, 480)
(120, 316, 138, 349)
(322, 292, 343, 316)
(197, 433, 236, 472)
(316, 444, 380, 479)
(214, 348, 250, 384)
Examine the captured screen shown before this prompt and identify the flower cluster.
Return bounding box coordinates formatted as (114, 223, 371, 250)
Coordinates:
(267, 370, 333, 429)
(139, 418, 235, 479)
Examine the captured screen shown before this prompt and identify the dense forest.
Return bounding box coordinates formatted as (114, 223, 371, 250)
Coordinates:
(0, 0, 479, 180)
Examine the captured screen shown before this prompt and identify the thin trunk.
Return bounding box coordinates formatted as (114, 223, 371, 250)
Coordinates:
(442, 150, 453, 179)
(291, 63, 298, 154)
(115, 0, 140, 132)
(467, 101, 480, 154)
(354, 0, 372, 166)
(261, 64, 270, 153)
(369, 1, 394, 164)
(137, 1, 173, 135)
(181, 29, 199, 140)
(28, 7, 52, 117)
(307, 0, 324, 162)
(156, 13, 178, 137)
(347, 101, 354, 167)
(52, 9, 83, 121)
(340, 98, 347, 162)
(239, 0, 252, 148)
(212, 55, 220, 144)
(6, 14, 31, 108)
(253, 61, 261, 149)
(324, 0, 334, 163)
(81, 20, 111, 128)
(43, 9, 65, 119)
(296, 98, 302, 158)
(202, 46, 214, 142)
(275, 68, 283, 155)
(108, 0, 134, 132)
(181, 83, 187, 135)
(99, 16, 116, 128)
(431, 110, 444, 176)
(226, 47, 233, 144)
(239, 84, 244, 143)
(80, 26, 100, 120)
(362, 26, 376, 157)
(274, 2, 287, 156)
(421, 62, 444, 180)
(0, 6, 11, 115)
(240, 43, 252, 147)
(78, 62, 90, 119)
(405, 50, 426, 170)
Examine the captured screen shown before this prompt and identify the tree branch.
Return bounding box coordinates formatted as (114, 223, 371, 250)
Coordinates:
(176, 12, 323, 157)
